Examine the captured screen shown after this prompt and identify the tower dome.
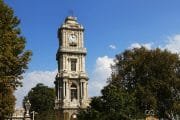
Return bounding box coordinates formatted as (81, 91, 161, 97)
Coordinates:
(61, 16, 84, 30)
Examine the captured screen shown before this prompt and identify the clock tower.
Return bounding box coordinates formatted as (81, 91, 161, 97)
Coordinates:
(54, 16, 89, 120)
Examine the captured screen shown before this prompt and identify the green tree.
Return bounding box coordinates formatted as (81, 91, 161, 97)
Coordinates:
(24, 83, 55, 120)
(0, 0, 32, 119)
(78, 84, 135, 120)
(78, 47, 180, 119)
(112, 47, 180, 119)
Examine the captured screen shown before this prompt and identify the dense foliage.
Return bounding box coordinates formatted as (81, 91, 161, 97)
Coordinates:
(78, 47, 180, 120)
(24, 83, 56, 120)
(0, 0, 32, 119)
(78, 86, 135, 120)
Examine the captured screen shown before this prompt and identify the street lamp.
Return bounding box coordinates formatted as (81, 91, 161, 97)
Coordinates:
(25, 100, 31, 120)
(31, 111, 38, 120)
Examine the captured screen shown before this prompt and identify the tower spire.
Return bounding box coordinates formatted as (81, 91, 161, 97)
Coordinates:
(68, 9, 74, 17)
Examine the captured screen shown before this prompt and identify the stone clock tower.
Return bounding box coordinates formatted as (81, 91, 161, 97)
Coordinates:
(54, 16, 89, 120)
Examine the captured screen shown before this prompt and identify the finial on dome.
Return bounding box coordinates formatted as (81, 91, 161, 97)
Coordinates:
(66, 10, 77, 21)
(68, 9, 74, 17)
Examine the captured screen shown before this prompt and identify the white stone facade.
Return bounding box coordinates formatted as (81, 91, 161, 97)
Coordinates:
(55, 16, 90, 120)
(6, 108, 25, 120)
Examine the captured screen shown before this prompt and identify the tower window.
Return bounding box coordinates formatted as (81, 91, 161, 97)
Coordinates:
(71, 59, 77, 71)
(71, 84, 77, 100)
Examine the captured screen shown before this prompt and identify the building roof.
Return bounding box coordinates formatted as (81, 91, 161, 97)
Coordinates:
(60, 16, 84, 30)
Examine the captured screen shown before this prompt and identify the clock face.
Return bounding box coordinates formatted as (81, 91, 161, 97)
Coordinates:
(69, 34, 77, 42)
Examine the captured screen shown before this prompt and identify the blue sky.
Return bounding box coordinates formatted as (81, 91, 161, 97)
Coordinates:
(4, 0, 180, 107)
(5, 0, 180, 71)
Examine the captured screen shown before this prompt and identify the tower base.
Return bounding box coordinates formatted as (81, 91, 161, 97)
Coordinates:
(56, 109, 78, 120)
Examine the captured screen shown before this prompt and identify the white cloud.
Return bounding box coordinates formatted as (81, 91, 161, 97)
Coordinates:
(88, 56, 114, 97)
(109, 44, 116, 49)
(129, 43, 153, 50)
(15, 69, 57, 107)
(163, 34, 180, 53)
(128, 34, 180, 54)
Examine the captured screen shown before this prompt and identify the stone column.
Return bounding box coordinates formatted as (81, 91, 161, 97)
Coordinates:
(82, 57, 85, 72)
(62, 55, 64, 70)
(63, 81, 66, 98)
(84, 82, 87, 99)
(80, 82, 82, 99)
(62, 30, 64, 46)
(57, 80, 59, 100)
(60, 86, 62, 100)
(78, 56, 80, 71)
(78, 32, 80, 47)
(82, 82, 84, 99)
(66, 81, 69, 100)
(65, 55, 67, 70)
(62, 30, 64, 47)
(81, 32, 84, 47)
(80, 55, 82, 71)
(65, 31, 67, 47)
(86, 83, 88, 99)
(80, 81, 85, 99)
(68, 58, 70, 71)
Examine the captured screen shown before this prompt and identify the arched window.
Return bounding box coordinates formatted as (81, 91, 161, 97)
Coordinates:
(71, 83, 77, 100)
(71, 59, 77, 71)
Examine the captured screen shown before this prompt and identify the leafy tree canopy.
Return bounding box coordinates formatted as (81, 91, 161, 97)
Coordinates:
(24, 83, 55, 120)
(0, 0, 32, 119)
(113, 47, 180, 119)
(78, 47, 180, 120)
